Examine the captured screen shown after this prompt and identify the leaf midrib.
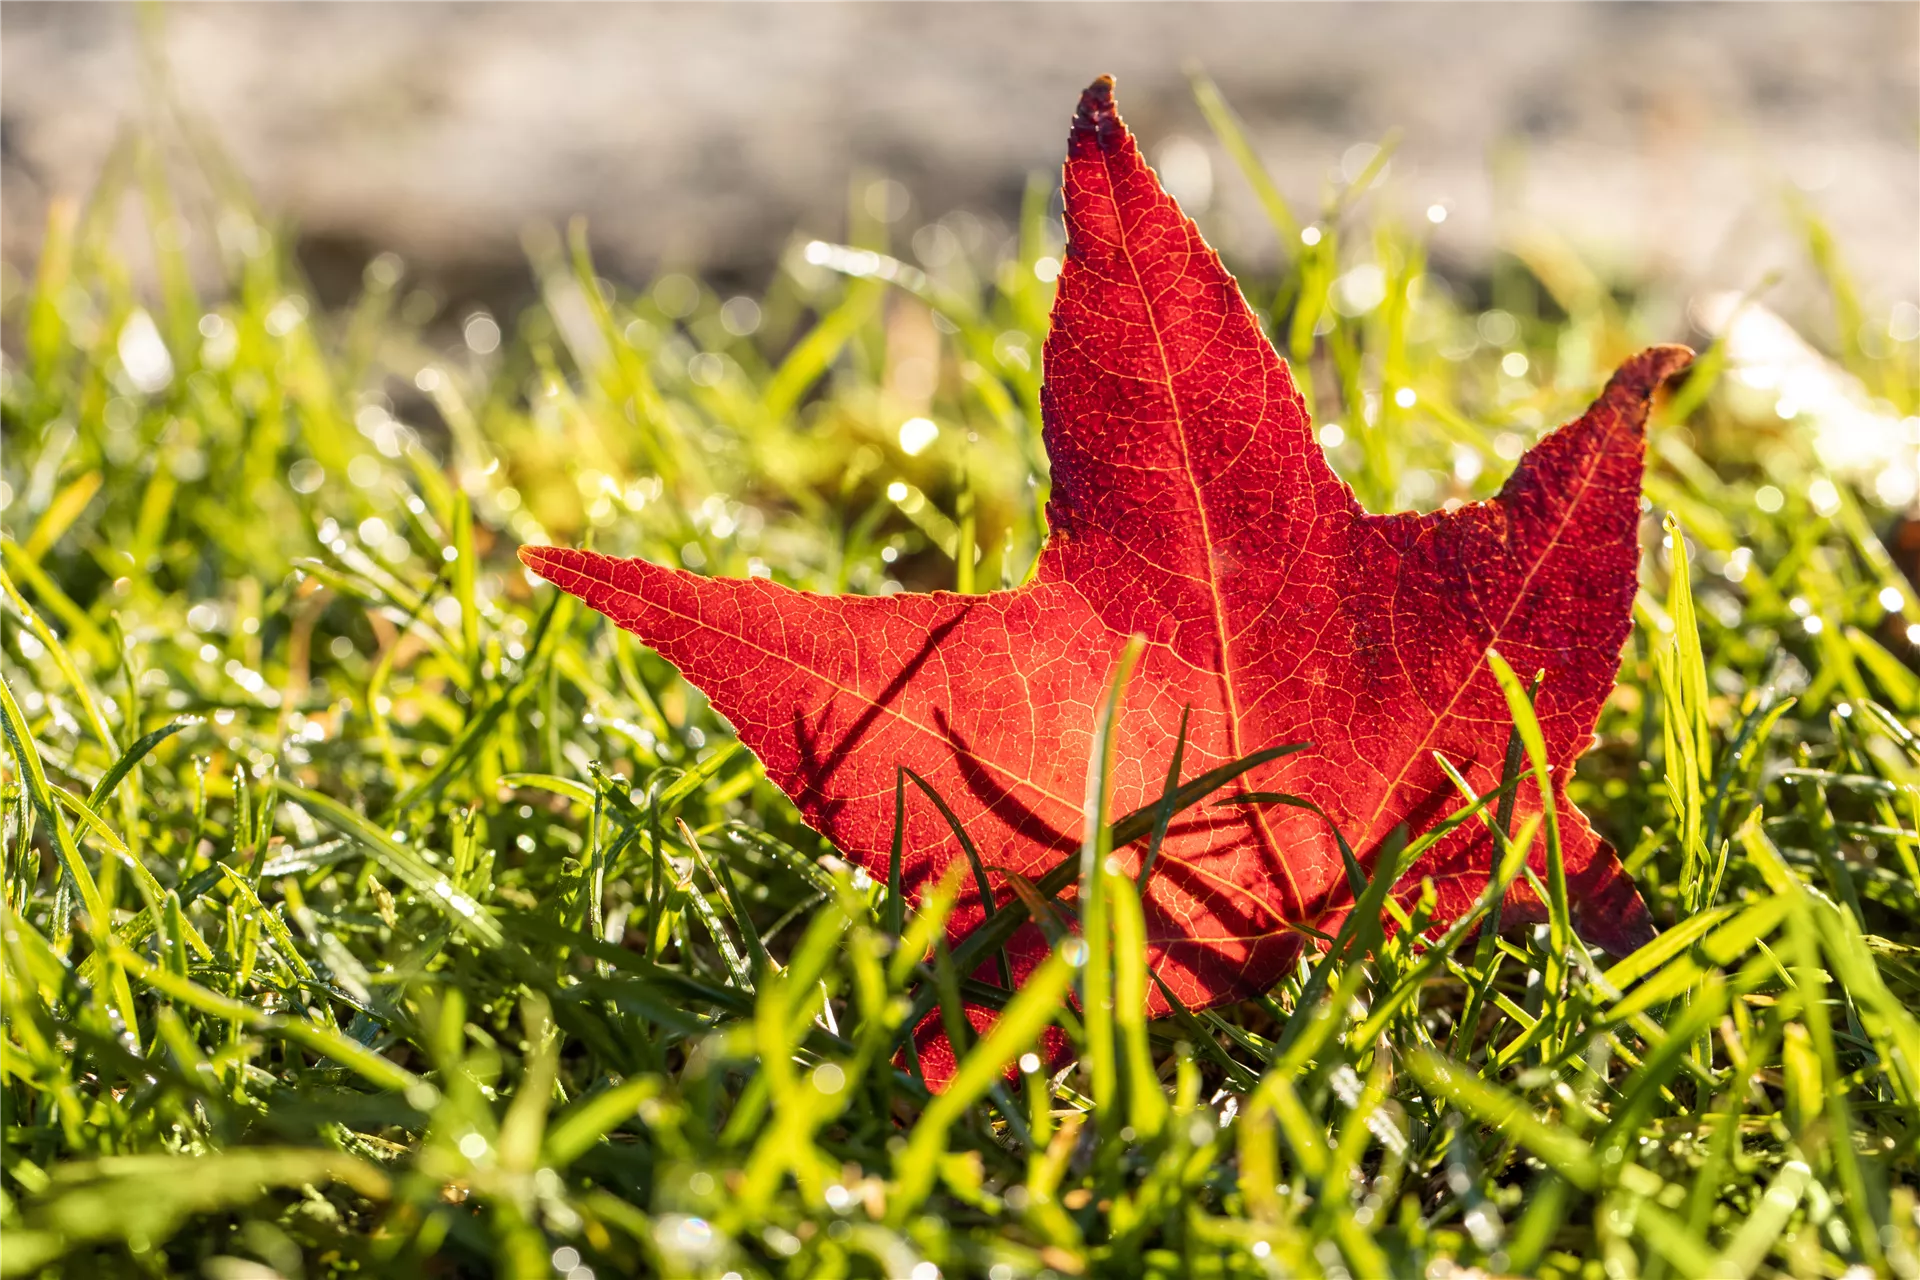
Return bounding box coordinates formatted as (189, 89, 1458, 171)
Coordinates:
(1090, 134, 1302, 919)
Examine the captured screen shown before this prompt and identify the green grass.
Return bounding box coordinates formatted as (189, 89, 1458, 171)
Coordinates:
(4, 77, 1920, 1279)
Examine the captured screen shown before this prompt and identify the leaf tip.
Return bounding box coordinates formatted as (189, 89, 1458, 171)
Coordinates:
(1609, 344, 1696, 404)
(517, 543, 574, 589)
(1075, 75, 1121, 133)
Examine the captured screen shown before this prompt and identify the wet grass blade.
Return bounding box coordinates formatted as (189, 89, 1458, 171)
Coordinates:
(903, 765, 1013, 990)
(86, 718, 198, 809)
(281, 782, 504, 948)
(1135, 704, 1191, 890)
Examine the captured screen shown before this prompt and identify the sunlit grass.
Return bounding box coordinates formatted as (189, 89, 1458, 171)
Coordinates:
(3, 74, 1919, 1279)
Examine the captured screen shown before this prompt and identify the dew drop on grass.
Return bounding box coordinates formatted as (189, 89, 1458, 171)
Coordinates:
(719, 296, 761, 337)
(288, 459, 325, 493)
(117, 309, 173, 393)
(1332, 264, 1386, 316)
(898, 417, 939, 456)
(1477, 310, 1518, 346)
(463, 313, 501, 354)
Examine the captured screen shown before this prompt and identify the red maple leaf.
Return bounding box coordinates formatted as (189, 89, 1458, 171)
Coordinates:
(523, 77, 1689, 1079)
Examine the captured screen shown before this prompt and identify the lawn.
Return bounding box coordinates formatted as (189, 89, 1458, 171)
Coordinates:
(3, 74, 1919, 1279)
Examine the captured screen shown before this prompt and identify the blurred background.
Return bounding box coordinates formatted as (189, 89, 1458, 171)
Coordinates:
(4, 1, 1915, 324)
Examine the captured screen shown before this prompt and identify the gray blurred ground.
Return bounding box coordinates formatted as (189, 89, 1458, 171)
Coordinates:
(3, 2, 1915, 312)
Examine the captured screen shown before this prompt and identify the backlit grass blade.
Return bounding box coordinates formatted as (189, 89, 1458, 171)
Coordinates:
(1187, 66, 1300, 247)
(1406, 1050, 1716, 1277)
(887, 766, 907, 937)
(1080, 634, 1145, 1128)
(682, 816, 769, 985)
(1108, 741, 1311, 850)
(116, 946, 427, 1096)
(916, 736, 1318, 1033)
(1107, 865, 1169, 1141)
(0, 671, 140, 1036)
(0, 1149, 391, 1277)
(903, 765, 1014, 990)
(890, 947, 1075, 1217)
(1487, 649, 1571, 1016)
(1136, 704, 1191, 889)
(281, 782, 504, 948)
(0, 559, 117, 752)
(85, 718, 198, 809)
